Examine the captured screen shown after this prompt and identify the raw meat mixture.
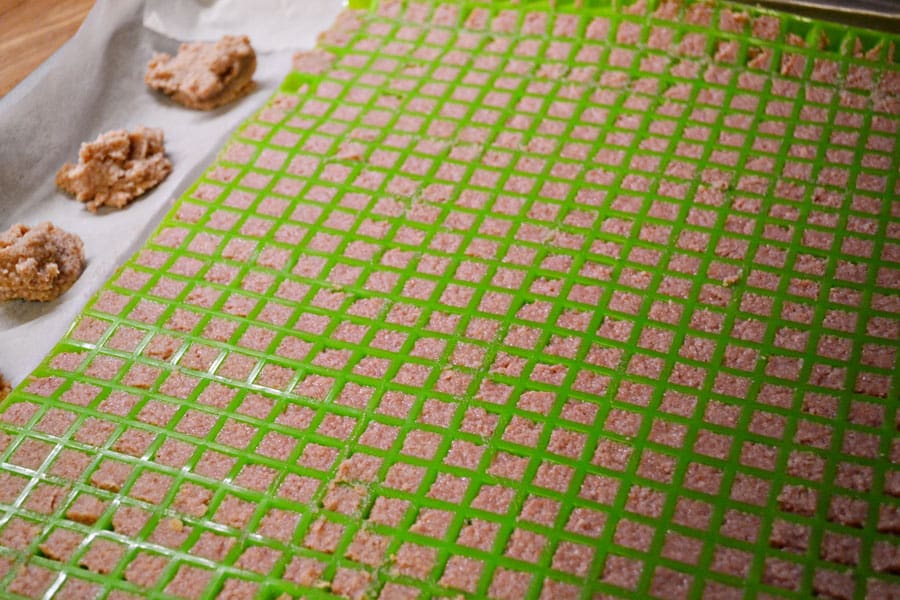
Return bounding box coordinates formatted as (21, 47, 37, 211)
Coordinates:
(0, 222, 85, 301)
(145, 35, 257, 111)
(1, 1, 898, 599)
(0, 373, 10, 400)
(56, 127, 172, 211)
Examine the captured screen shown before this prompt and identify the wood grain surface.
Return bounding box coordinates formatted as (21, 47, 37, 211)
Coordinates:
(0, 0, 96, 97)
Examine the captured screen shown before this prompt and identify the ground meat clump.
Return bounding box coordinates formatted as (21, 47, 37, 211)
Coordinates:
(0, 223, 85, 301)
(145, 36, 256, 110)
(0, 373, 10, 400)
(56, 127, 172, 211)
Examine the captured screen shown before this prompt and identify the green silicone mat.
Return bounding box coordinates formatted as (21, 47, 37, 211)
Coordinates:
(1, 0, 898, 598)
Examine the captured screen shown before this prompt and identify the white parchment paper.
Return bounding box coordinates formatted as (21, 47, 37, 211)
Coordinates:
(0, 0, 342, 385)
(144, 0, 347, 51)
